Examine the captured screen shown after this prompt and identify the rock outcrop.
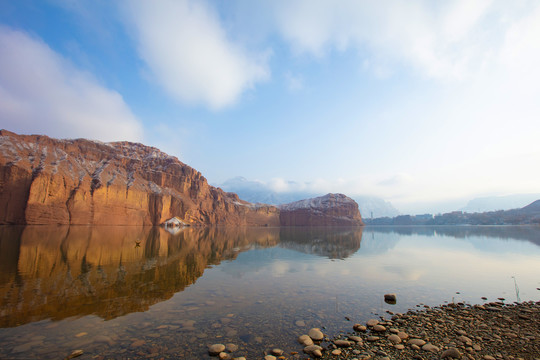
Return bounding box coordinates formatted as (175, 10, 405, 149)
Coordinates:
(0, 130, 279, 226)
(279, 193, 364, 226)
(0, 130, 364, 226)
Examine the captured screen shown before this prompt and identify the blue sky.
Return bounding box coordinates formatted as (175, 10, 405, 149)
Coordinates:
(1, 1, 539, 213)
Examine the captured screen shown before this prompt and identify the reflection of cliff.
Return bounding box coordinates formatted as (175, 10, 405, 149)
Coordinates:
(366, 226, 540, 247)
(0, 226, 279, 328)
(278, 227, 363, 259)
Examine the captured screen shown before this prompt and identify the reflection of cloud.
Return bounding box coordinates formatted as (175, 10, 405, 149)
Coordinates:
(383, 265, 423, 281)
(271, 260, 290, 277)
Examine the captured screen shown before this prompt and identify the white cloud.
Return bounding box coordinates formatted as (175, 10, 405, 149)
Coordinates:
(270, 0, 540, 81)
(123, 0, 269, 109)
(0, 27, 143, 142)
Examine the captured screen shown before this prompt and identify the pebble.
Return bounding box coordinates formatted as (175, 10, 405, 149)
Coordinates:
(334, 339, 352, 347)
(367, 336, 379, 342)
(209, 344, 226, 355)
(271, 348, 283, 356)
(373, 325, 386, 332)
(348, 335, 363, 343)
(332, 349, 342, 355)
(295, 320, 306, 327)
(219, 352, 230, 360)
(225, 343, 238, 352)
(353, 324, 367, 332)
(130, 340, 146, 348)
(442, 347, 462, 359)
(408, 338, 426, 346)
(264, 355, 276, 360)
(298, 334, 314, 346)
(303, 344, 323, 354)
(67, 350, 84, 359)
(397, 331, 409, 340)
(308, 328, 324, 341)
(75, 332, 87, 338)
(366, 319, 379, 327)
(422, 343, 440, 352)
(395, 344, 405, 350)
(387, 334, 401, 344)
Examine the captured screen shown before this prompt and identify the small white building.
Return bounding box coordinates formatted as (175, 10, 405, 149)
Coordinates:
(162, 216, 188, 228)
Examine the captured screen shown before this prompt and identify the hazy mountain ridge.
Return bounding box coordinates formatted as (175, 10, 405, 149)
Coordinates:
(219, 176, 399, 218)
(365, 200, 540, 226)
(460, 194, 540, 213)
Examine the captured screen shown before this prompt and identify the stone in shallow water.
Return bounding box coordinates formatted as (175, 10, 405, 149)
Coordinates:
(298, 334, 314, 346)
(271, 348, 283, 356)
(366, 319, 379, 327)
(208, 344, 226, 355)
(303, 345, 322, 354)
(225, 343, 238, 352)
(384, 293, 397, 304)
(353, 324, 367, 332)
(308, 328, 324, 341)
(295, 320, 306, 327)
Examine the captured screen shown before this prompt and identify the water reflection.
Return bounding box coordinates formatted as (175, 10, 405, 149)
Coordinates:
(279, 227, 363, 259)
(0, 225, 539, 359)
(0, 226, 281, 327)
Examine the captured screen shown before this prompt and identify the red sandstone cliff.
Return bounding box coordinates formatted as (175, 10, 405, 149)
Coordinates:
(279, 193, 364, 226)
(0, 130, 279, 226)
(0, 130, 363, 226)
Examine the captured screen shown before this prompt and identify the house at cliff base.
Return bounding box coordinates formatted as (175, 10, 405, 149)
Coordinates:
(162, 216, 189, 228)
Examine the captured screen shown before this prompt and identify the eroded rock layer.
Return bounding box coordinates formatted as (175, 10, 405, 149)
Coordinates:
(279, 193, 364, 226)
(0, 130, 279, 226)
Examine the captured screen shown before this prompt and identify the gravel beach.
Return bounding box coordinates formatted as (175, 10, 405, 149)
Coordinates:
(287, 300, 540, 360)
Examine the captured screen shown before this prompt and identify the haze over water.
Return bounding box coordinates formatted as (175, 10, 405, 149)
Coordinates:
(1, 225, 539, 359)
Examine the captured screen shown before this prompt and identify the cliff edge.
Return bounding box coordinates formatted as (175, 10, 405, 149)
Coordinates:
(0, 130, 363, 226)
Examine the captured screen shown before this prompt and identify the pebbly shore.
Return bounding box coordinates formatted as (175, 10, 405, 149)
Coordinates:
(209, 300, 540, 360)
(290, 300, 540, 360)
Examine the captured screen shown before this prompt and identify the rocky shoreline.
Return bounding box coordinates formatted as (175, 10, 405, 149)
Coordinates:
(207, 300, 540, 360)
(286, 300, 540, 360)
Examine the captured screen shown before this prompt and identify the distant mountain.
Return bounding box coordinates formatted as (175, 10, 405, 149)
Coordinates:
(461, 194, 540, 213)
(219, 176, 400, 218)
(365, 199, 540, 226)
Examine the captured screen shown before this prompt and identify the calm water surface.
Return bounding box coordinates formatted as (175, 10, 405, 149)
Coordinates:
(0, 225, 539, 359)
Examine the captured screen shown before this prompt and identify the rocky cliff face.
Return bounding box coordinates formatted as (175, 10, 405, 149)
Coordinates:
(279, 193, 364, 226)
(0, 130, 279, 226)
(0, 130, 363, 226)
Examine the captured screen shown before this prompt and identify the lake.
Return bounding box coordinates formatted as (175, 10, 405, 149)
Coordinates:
(0, 225, 539, 359)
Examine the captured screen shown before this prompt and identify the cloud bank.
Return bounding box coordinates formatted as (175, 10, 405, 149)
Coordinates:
(124, 0, 269, 109)
(0, 27, 143, 142)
